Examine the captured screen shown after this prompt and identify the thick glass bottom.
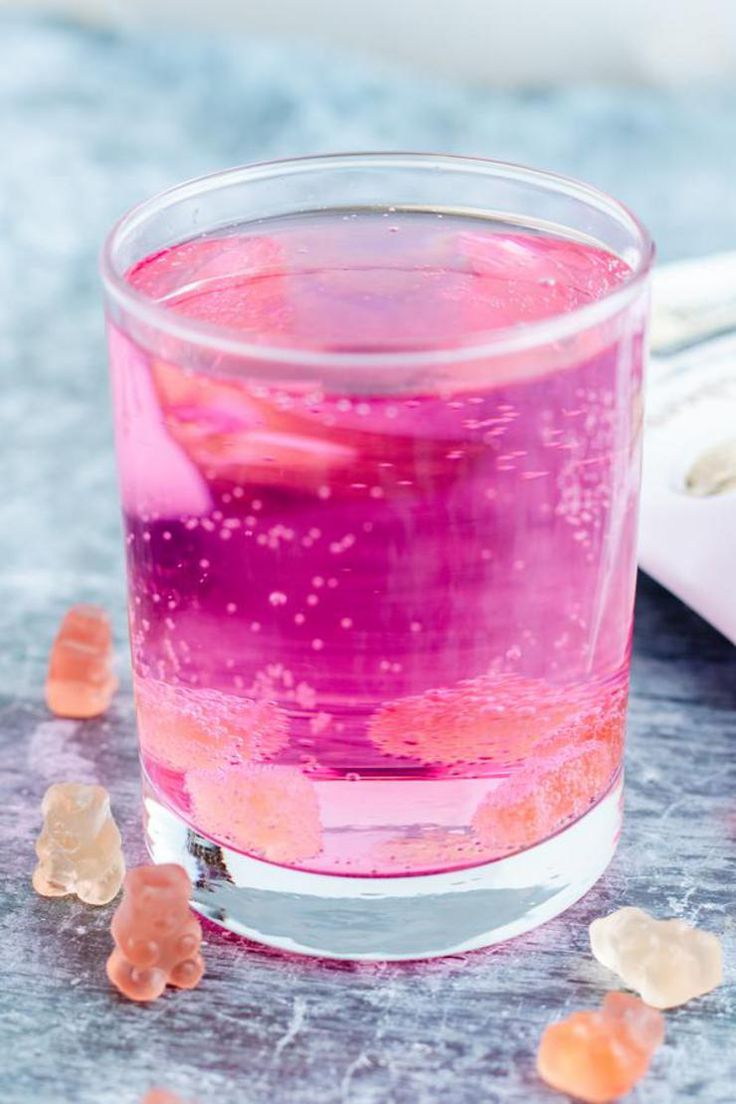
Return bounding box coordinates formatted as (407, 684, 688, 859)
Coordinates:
(143, 772, 622, 961)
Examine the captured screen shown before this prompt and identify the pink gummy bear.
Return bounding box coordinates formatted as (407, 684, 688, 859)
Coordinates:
(45, 604, 118, 719)
(107, 864, 204, 1002)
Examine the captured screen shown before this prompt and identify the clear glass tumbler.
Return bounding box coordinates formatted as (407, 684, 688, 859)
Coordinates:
(102, 153, 651, 959)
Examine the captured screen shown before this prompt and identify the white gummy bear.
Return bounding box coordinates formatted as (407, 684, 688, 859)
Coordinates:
(590, 906, 722, 1009)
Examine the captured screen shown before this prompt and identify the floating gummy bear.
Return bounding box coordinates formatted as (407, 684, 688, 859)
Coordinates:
(589, 906, 723, 1009)
(33, 782, 125, 905)
(107, 864, 204, 1002)
(367, 674, 571, 766)
(135, 678, 288, 773)
(45, 604, 118, 719)
(537, 992, 665, 1103)
(186, 764, 322, 864)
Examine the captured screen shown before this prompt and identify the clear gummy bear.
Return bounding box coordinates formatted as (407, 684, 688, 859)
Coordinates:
(537, 991, 665, 1103)
(107, 864, 204, 1002)
(45, 604, 118, 719)
(589, 906, 723, 1009)
(33, 782, 125, 905)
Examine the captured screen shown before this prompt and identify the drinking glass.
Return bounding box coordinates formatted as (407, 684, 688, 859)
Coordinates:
(102, 153, 651, 959)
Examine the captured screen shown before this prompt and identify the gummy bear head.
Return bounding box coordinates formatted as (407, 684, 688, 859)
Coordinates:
(123, 864, 193, 936)
(42, 783, 111, 854)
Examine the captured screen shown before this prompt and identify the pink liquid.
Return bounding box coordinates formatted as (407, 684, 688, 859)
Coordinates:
(111, 210, 643, 876)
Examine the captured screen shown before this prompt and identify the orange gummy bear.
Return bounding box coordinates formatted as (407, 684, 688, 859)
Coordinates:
(135, 678, 288, 773)
(45, 604, 118, 719)
(32, 782, 125, 905)
(472, 738, 618, 857)
(186, 763, 322, 864)
(537, 992, 665, 1103)
(107, 864, 204, 1002)
(367, 674, 571, 766)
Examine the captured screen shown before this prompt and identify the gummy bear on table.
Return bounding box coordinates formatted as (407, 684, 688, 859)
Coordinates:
(107, 864, 205, 1002)
(33, 782, 125, 906)
(589, 906, 723, 1009)
(536, 991, 665, 1104)
(45, 604, 118, 720)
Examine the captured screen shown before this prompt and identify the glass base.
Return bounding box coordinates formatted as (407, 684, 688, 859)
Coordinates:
(143, 773, 622, 961)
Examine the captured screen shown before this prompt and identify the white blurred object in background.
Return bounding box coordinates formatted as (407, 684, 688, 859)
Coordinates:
(9, 0, 736, 86)
(642, 253, 736, 645)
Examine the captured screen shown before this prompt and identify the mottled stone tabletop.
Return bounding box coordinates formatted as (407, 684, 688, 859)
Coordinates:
(1, 15, 735, 1104)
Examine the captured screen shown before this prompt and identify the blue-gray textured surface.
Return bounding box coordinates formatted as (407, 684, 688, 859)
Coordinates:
(1, 15, 735, 1104)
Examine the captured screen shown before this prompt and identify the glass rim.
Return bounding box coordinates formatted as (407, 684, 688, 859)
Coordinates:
(100, 151, 653, 370)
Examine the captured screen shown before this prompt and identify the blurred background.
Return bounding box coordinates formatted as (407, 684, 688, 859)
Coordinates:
(10, 0, 736, 85)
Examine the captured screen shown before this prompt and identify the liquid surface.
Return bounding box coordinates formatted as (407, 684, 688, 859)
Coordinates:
(112, 210, 644, 876)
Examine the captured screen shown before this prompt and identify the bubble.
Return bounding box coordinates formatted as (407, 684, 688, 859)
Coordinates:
(312, 576, 325, 588)
(311, 639, 324, 651)
(226, 602, 237, 614)
(317, 485, 332, 500)
(340, 617, 353, 629)
(162, 530, 172, 541)
(294, 613, 306, 625)
(410, 621, 422, 633)
(251, 622, 261, 633)
(306, 594, 319, 607)
(251, 499, 263, 511)
(269, 592, 287, 607)
(232, 487, 244, 498)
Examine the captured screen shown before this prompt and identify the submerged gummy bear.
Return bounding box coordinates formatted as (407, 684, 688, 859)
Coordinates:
(107, 864, 204, 1002)
(537, 992, 665, 1103)
(471, 737, 618, 857)
(135, 678, 288, 773)
(590, 906, 723, 1009)
(372, 828, 492, 874)
(45, 604, 118, 719)
(368, 675, 571, 766)
(33, 782, 125, 905)
(186, 764, 322, 864)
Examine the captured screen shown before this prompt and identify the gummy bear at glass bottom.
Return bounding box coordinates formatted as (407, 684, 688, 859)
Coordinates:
(107, 864, 204, 1002)
(32, 782, 125, 906)
(536, 992, 665, 1104)
(589, 906, 723, 1009)
(45, 604, 118, 719)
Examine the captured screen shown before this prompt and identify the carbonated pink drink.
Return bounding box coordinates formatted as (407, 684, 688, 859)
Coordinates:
(110, 210, 642, 878)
